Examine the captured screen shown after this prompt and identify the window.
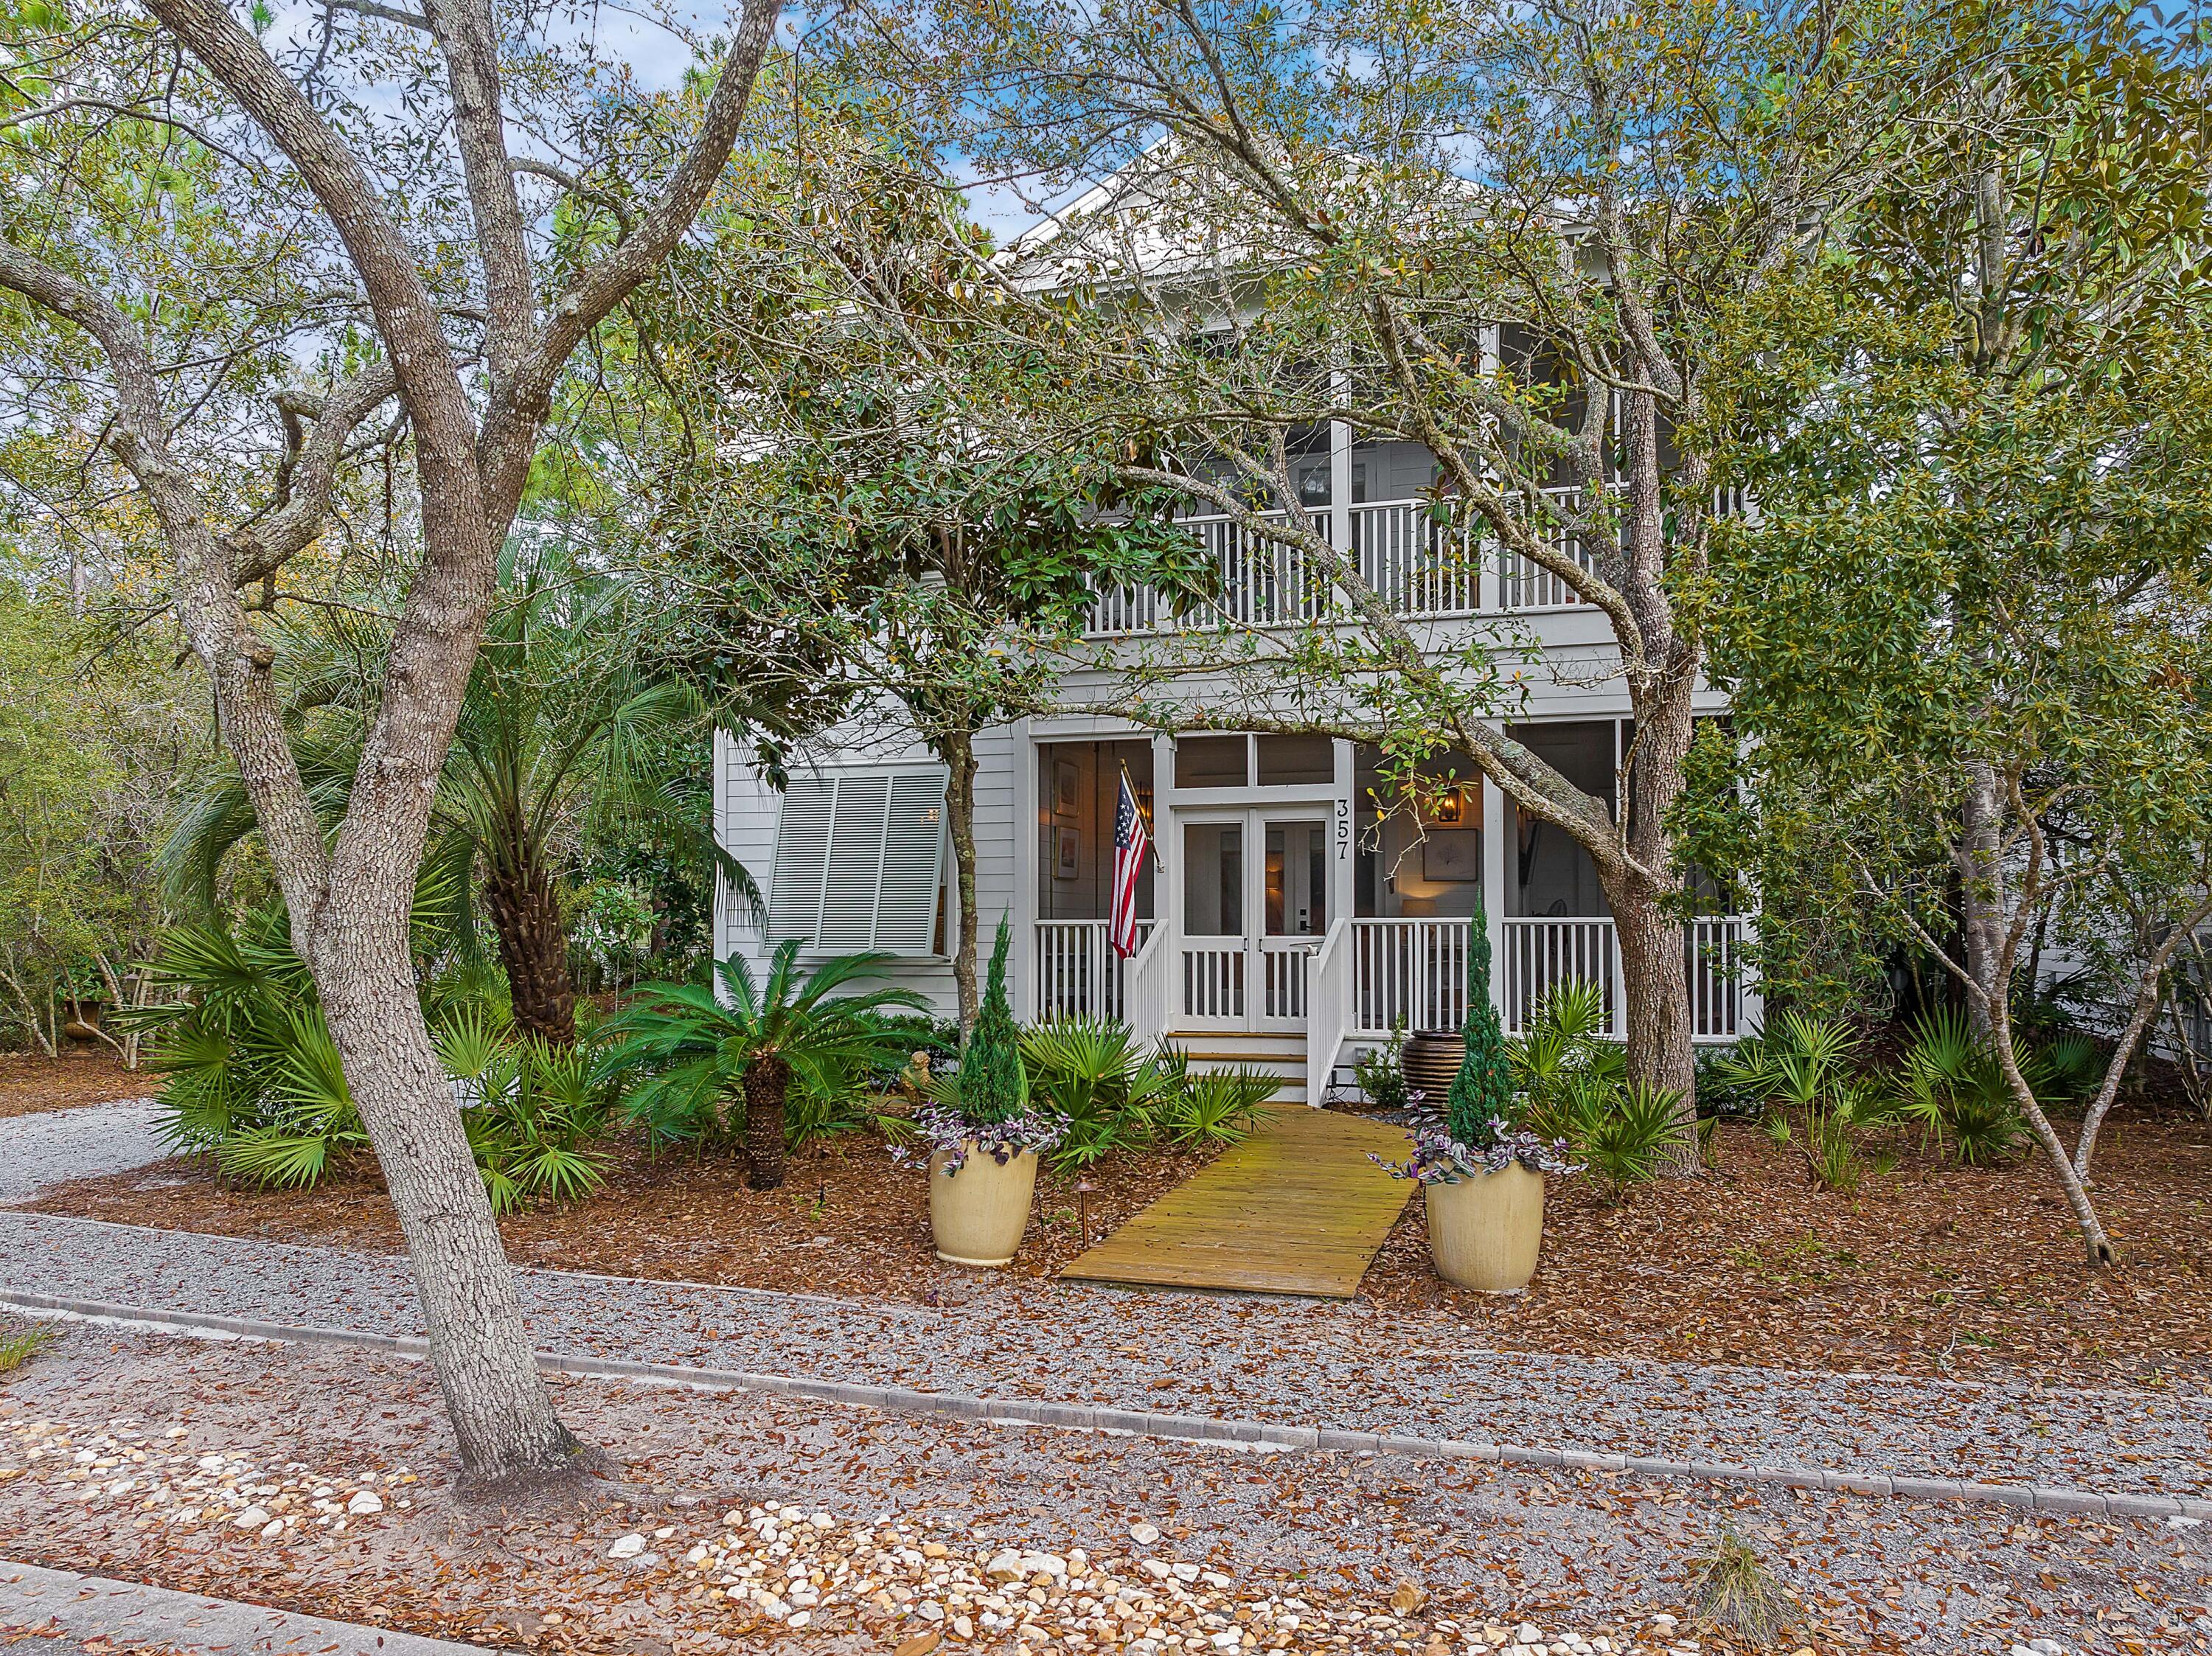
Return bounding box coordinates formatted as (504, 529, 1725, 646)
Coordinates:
(1255, 734, 1335, 786)
(768, 768, 948, 953)
(1175, 735, 1248, 788)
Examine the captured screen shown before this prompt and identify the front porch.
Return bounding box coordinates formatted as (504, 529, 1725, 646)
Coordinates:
(1026, 728, 1756, 1103)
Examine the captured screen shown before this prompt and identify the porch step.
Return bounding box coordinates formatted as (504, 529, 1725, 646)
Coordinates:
(1163, 1030, 1309, 1107)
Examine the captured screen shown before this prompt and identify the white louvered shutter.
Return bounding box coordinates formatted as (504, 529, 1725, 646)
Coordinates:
(768, 778, 835, 942)
(818, 772, 893, 951)
(875, 770, 950, 952)
(766, 768, 947, 953)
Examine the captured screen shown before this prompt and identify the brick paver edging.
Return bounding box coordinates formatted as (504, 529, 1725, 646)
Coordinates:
(6, 1285, 2205, 1526)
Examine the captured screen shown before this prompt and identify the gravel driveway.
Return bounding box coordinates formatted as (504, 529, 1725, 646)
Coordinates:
(0, 1102, 164, 1203)
(3, 1206, 2206, 1506)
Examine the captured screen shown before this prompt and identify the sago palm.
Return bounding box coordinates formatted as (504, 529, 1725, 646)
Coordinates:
(594, 942, 928, 1189)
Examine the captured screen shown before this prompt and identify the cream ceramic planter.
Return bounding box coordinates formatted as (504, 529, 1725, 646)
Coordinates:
(928, 1143, 1040, 1267)
(1425, 1162, 1545, 1293)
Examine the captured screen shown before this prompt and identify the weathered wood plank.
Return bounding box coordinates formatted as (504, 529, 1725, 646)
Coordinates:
(1058, 1109, 1414, 1298)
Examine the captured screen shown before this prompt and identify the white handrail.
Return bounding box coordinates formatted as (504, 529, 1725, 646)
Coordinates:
(1305, 915, 1353, 1104)
(1124, 916, 1173, 1047)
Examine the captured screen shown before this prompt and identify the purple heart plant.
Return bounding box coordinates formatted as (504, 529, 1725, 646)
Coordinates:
(900, 1098, 1069, 1175)
(1371, 1096, 1581, 1185)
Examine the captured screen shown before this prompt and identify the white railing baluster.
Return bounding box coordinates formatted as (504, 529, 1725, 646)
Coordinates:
(1032, 919, 1155, 1023)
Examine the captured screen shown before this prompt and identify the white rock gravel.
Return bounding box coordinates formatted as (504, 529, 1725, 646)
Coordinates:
(3, 1206, 2205, 1504)
(624, 1495, 1665, 1655)
(0, 1101, 164, 1202)
(4, 1331, 2201, 1655)
(0, 1412, 414, 1541)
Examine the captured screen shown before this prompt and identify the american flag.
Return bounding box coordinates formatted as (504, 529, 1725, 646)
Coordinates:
(1110, 768, 1151, 959)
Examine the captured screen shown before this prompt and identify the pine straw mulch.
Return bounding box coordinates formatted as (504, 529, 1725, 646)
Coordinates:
(1358, 1107, 2212, 1388)
(21, 1107, 2212, 1389)
(0, 1051, 156, 1119)
(22, 1129, 1226, 1301)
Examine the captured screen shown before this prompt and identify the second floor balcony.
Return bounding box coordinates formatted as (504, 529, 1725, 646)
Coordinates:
(1087, 489, 1600, 636)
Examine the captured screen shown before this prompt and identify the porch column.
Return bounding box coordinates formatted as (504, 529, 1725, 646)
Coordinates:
(1475, 322, 1503, 613)
(1011, 720, 1037, 1020)
(1330, 738, 1356, 930)
(1153, 730, 1180, 942)
(1482, 776, 1507, 1027)
(1329, 374, 1352, 555)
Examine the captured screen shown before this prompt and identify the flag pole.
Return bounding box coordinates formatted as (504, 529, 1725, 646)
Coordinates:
(1121, 760, 1163, 872)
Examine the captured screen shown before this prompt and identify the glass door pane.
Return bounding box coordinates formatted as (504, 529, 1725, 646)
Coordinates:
(1264, 819, 1328, 938)
(1183, 821, 1245, 936)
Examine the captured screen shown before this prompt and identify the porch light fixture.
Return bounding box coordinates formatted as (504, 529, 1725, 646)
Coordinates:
(1431, 788, 1465, 825)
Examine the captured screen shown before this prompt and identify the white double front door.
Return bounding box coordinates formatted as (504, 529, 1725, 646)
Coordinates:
(1177, 809, 1331, 1031)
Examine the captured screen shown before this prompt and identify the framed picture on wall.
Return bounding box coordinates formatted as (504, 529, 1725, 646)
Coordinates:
(1054, 758, 1081, 818)
(1054, 824, 1080, 880)
(1422, 829, 1482, 883)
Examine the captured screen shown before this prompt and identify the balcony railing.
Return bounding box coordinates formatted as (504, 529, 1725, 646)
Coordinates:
(1087, 492, 1599, 636)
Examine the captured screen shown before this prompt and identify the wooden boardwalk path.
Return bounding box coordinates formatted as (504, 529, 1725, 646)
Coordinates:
(1059, 1109, 1415, 1298)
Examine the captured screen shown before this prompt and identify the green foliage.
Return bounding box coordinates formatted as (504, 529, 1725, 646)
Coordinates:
(594, 942, 928, 1149)
(1714, 1010, 1882, 1190)
(1510, 983, 1683, 1196)
(1688, 1, 2212, 1223)
(1578, 1080, 1694, 1199)
(785, 1048, 917, 1149)
(1512, 981, 1625, 1140)
(1155, 1065, 1278, 1149)
(127, 911, 609, 1211)
(446, 1033, 613, 1214)
(1018, 1019, 1276, 1168)
(1444, 908, 1515, 1143)
(1352, 1026, 1409, 1111)
(958, 917, 1027, 1126)
(160, 543, 752, 1035)
(0, 1323, 58, 1374)
(0, 588, 196, 1057)
(1891, 1009, 2028, 1166)
(1018, 1017, 1180, 1168)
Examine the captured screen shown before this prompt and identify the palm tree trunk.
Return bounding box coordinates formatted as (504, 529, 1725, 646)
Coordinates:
(742, 1054, 787, 1190)
(482, 847, 575, 1045)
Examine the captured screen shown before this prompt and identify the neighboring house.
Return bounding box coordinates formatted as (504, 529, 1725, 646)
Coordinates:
(713, 168, 1761, 1104)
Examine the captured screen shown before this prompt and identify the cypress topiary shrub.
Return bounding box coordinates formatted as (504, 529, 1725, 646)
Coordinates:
(959, 915, 1028, 1125)
(1444, 902, 1517, 1144)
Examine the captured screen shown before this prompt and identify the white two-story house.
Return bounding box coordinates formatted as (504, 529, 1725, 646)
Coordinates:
(712, 175, 1760, 1104)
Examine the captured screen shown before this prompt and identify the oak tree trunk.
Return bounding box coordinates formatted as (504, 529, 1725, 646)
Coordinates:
(308, 902, 583, 1480)
(942, 729, 982, 1037)
(1960, 762, 2006, 1039)
(1608, 877, 1700, 1172)
(481, 847, 576, 1045)
(742, 1054, 787, 1191)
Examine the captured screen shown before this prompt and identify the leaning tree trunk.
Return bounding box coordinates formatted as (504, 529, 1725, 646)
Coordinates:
(740, 1054, 788, 1191)
(310, 910, 582, 1480)
(941, 728, 983, 1038)
(481, 845, 575, 1045)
